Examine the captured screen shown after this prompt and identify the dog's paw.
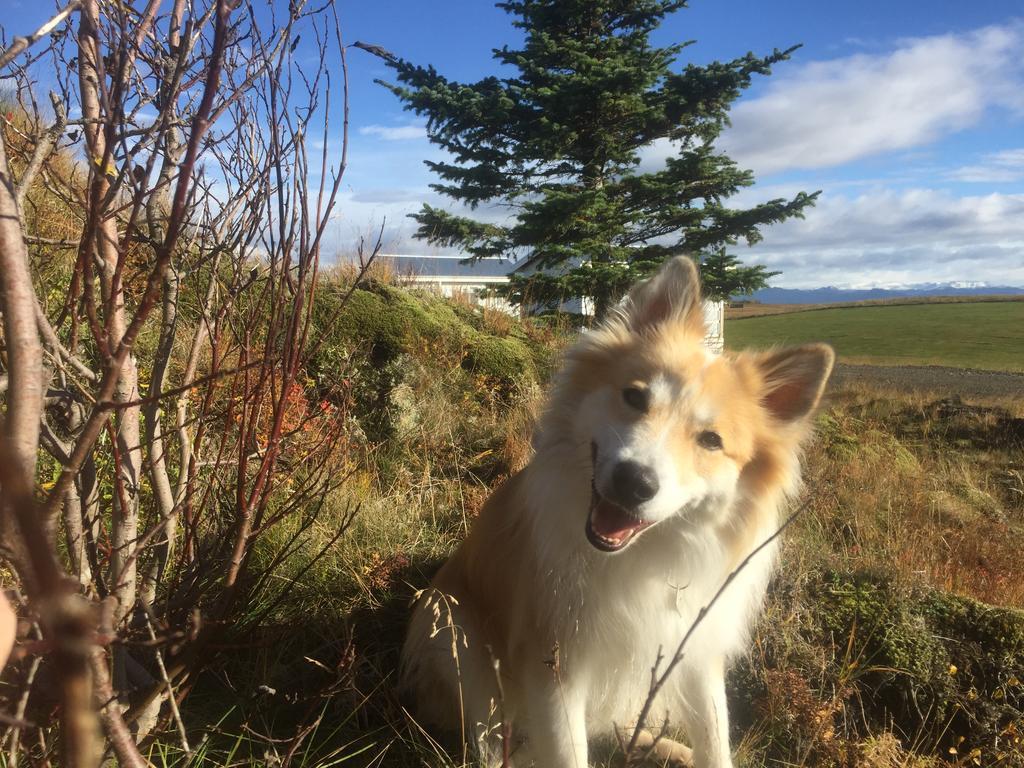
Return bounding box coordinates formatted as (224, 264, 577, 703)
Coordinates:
(616, 728, 694, 767)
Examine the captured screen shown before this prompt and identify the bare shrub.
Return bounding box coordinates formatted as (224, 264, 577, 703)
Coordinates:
(0, 0, 359, 762)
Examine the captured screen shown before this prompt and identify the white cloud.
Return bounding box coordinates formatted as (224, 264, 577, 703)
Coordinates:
(720, 23, 1024, 175)
(325, 190, 426, 254)
(738, 187, 1024, 287)
(948, 148, 1024, 183)
(358, 122, 427, 141)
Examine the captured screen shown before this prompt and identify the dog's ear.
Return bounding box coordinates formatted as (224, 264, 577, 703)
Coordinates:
(622, 256, 704, 334)
(755, 344, 835, 423)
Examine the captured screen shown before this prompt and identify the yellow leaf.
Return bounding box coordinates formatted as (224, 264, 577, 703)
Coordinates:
(948, 664, 958, 675)
(92, 155, 117, 178)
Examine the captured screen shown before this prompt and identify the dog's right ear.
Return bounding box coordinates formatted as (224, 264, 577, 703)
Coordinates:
(621, 256, 705, 334)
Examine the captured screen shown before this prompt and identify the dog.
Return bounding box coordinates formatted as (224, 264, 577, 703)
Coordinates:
(401, 256, 834, 767)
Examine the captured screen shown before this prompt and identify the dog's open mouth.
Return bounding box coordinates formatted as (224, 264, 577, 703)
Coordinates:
(586, 442, 654, 552)
(586, 489, 653, 552)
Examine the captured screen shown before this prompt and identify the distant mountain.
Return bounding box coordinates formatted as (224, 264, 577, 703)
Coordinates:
(746, 283, 1024, 305)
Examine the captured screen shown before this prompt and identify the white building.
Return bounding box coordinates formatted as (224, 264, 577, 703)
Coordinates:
(377, 254, 517, 312)
(701, 298, 725, 354)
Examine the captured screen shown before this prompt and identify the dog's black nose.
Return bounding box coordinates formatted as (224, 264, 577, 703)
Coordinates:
(611, 461, 659, 505)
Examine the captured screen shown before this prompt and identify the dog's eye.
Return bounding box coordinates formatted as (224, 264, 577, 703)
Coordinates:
(622, 386, 649, 413)
(697, 430, 723, 451)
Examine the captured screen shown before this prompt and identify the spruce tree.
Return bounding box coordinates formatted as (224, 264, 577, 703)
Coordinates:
(371, 0, 815, 318)
(697, 248, 780, 302)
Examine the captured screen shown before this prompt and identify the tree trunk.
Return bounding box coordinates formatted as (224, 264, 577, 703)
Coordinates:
(78, 0, 143, 627)
(0, 114, 45, 584)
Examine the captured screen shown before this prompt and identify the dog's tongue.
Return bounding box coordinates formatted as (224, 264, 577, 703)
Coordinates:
(591, 497, 645, 546)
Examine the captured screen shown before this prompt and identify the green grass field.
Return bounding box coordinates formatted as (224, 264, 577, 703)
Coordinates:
(725, 300, 1024, 371)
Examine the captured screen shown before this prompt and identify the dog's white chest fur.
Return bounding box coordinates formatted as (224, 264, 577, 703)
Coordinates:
(528, 475, 778, 737)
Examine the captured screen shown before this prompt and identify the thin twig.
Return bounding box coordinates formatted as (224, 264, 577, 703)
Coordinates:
(4, 621, 41, 762)
(14, 93, 68, 209)
(624, 499, 811, 761)
(39, 0, 237, 523)
(98, 359, 266, 411)
(143, 610, 190, 754)
(0, 0, 83, 71)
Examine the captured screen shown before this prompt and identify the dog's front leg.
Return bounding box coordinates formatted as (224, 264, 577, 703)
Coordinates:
(522, 670, 589, 768)
(679, 658, 733, 768)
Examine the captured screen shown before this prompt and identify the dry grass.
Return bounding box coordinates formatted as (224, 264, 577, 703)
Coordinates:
(179, 369, 1023, 765)
(327, 256, 403, 286)
(479, 305, 516, 337)
(799, 382, 1024, 607)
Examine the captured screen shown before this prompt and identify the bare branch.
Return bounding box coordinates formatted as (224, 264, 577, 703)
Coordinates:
(0, 152, 43, 476)
(14, 93, 68, 210)
(0, 0, 83, 71)
(0, 110, 46, 575)
(3, 0, 356, 760)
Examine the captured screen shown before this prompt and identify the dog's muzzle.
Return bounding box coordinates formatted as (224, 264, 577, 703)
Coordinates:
(586, 442, 655, 553)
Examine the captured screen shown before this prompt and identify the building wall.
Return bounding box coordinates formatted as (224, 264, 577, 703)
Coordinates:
(702, 300, 725, 354)
(406, 276, 517, 313)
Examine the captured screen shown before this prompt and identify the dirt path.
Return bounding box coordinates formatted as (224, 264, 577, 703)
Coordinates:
(833, 363, 1024, 399)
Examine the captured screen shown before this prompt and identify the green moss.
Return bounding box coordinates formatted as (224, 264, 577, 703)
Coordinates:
(321, 283, 471, 363)
(819, 572, 947, 677)
(328, 288, 406, 361)
(817, 412, 860, 461)
(809, 571, 1024, 756)
(922, 591, 1024, 686)
(462, 334, 536, 390)
(310, 279, 550, 442)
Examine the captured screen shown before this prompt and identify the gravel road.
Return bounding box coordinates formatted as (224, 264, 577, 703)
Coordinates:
(832, 363, 1024, 399)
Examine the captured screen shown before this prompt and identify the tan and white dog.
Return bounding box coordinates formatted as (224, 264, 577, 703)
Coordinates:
(401, 256, 834, 767)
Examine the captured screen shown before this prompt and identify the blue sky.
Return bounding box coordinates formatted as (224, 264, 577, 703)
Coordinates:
(5, 1, 1024, 287)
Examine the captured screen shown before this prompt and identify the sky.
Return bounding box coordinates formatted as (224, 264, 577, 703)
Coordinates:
(5, 0, 1024, 288)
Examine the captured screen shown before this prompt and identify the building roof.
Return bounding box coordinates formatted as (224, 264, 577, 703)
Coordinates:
(372, 254, 519, 278)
